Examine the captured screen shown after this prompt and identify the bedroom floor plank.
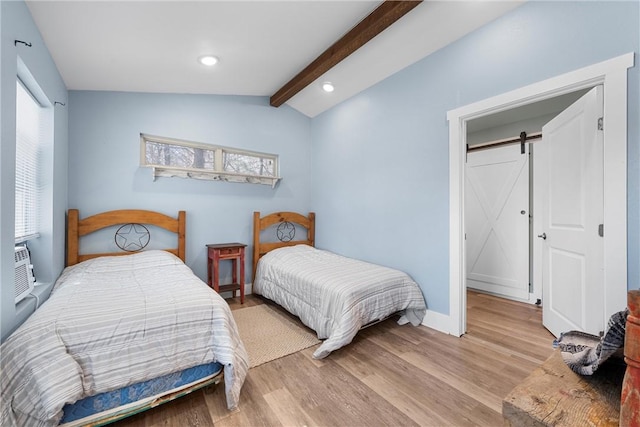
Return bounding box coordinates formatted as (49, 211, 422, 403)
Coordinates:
(332, 347, 476, 426)
(112, 290, 554, 426)
(358, 372, 454, 426)
(261, 387, 316, 427)
(281, 351, 418, 427)
(202, 380, 237, 423)
(212, 373, 283, 427)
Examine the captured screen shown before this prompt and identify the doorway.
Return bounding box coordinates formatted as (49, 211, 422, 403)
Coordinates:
(447, 53, 632, 337)
(464, 87, 603, 336)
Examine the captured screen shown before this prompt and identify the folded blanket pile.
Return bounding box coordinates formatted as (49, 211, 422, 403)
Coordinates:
(555, 308, 629, 375)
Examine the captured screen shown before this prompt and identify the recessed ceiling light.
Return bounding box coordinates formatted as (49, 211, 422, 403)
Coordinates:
(199, 55, 219, 66)
(321, 82, 334, 93)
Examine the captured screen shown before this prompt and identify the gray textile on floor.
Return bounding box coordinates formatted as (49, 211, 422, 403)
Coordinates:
(555, 308, 629, 375)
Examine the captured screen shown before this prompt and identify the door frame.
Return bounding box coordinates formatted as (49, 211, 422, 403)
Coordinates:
(447, 52, 634, 337)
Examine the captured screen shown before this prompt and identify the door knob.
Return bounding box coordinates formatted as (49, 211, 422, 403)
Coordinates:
(537, 232, 547, 240)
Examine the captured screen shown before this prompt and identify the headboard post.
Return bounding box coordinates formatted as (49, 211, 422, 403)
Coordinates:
(308, 212, 316, 247)
(67, 209, 80, 266)
(253, 211, 261, 282)
(178, 210, 186, 262)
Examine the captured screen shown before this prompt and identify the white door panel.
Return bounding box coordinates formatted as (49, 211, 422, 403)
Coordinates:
(466, 144, 529, 300)
(536, 85, 604, 337)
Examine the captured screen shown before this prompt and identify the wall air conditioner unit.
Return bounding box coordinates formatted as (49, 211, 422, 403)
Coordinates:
(15, 246, 35, 303)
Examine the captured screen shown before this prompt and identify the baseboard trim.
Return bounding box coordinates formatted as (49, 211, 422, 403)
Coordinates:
(421, 309, 451, 334)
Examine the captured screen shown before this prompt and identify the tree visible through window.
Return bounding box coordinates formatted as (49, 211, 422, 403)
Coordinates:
(223, 152, 275, 177)
(141, 134, 280, 186)
(145, 140, 215, 170)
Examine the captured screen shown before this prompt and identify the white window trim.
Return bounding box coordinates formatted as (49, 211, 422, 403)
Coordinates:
(445, 52, 634, 337)
(15, 233, 40, 245)
(140, 134, 281, 188)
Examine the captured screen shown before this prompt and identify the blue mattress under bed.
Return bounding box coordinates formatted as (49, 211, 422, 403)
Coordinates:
(60, 362, 223, 425)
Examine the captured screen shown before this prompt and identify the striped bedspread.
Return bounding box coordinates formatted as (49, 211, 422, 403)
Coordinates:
(253, 245, 427, 358)
(1, 250, 248, 427)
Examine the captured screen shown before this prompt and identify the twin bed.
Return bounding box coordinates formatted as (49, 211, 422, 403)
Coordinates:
(1, 209, 248, 427)
(1, 208, 426, 426)
(252, 211, 427, 359)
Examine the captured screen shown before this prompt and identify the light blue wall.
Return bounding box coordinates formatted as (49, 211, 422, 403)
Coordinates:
(1, 1, 68, 340)
(310, 1, 640, 314)
(4, 0, 638, 335)
(68, 91, 312, 281)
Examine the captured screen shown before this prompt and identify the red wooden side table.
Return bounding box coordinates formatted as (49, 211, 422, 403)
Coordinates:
(206, 243, 246, 304)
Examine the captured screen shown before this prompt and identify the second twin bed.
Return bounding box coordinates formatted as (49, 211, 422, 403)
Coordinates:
(252, 211, 427, 359)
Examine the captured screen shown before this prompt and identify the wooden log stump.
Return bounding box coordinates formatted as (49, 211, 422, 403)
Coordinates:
(621, 289, 640, 427)
(503, 349, 625, 426)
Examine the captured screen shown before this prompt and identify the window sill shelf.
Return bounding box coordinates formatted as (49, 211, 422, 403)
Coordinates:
(151, 167, 281, 188)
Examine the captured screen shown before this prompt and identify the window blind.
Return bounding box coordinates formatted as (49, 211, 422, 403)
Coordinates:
(15, 79, 42, 243)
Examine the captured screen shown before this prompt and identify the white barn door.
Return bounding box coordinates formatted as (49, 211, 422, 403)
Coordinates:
(465, 144, 530, 300)
(535, 86, 604, 338)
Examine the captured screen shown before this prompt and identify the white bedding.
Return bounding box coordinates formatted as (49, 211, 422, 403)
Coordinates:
(253, 245, 427, 358)
(1, 250, 248, 427)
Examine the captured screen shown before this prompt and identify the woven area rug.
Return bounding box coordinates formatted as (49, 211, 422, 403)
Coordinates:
(232, 304, 320, 368)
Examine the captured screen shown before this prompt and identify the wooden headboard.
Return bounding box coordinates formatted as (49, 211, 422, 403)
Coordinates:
(67, 209, 186, 266)
(252, 211, 315, 280)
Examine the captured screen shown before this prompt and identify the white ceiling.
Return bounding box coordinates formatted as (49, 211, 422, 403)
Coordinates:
(26, 1, 524, 118)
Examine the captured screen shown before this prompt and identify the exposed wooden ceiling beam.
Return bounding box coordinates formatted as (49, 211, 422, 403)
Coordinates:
(270, 0, 423, 108)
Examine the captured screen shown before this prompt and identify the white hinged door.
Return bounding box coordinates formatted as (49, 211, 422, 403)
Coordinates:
(535, 85, 604, 337)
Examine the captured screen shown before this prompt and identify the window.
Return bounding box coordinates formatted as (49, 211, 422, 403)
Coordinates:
(15, 80, 43, 243)
(140, 134, 280, 187)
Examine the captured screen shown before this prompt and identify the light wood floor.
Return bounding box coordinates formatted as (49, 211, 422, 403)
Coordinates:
(114, 290, 554, 426)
